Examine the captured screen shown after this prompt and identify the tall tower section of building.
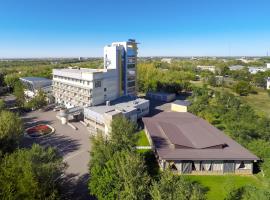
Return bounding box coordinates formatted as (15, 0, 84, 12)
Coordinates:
(104, 39, 138, 96)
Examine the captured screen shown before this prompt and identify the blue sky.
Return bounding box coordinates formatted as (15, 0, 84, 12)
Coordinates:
(0, 0, 270, 57)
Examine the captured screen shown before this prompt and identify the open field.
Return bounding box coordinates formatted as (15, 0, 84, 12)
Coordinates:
(187, 175, 264, 200)
(241, 89, 270, 118)
(191, 80, 270, 118)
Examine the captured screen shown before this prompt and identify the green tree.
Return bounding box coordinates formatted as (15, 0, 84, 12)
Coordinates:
(4, 74, 19, 88)
(26, 90, 47, 110)
(110, 116, 137, 152)
(0, 110, 23, 153)
(0, 144, 65, 200)
(13, 82, 25, 107)
(89, 116, 149, 200)
(225, 185, 270, 200)
(233, 81, 252, 96)
(0, 99, 5, 110)
(150, 170, 205, 200)
(89, 151, 150, 200)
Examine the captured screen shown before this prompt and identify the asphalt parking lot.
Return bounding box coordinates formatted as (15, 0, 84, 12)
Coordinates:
(21, 109, 92, 200)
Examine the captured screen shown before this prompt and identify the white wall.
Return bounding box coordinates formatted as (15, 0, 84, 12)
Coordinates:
(267, 78, 270, 90)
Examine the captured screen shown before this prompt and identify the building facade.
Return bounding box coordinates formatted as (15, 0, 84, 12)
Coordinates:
(53, 39, 138, 109)
(104, 39, 138, 96)
(267, 77, 270, 90)
(53, 68, 119, 108)
(248, 67, 267, 74)
(84, 96, 149, 136)
(197, 65, 216, 73)
(146, 92, 176, 102)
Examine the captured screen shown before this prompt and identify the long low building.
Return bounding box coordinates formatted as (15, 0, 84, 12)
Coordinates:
(84, 96, 149, 136)
(143, 112, 259, 175)
(19, 77, 53, 102)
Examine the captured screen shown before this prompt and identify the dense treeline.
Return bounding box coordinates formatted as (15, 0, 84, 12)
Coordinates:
(138, 61, 195, 93)
(89, 117, 206, 200)
(188, 87, 270, 198)
(0, 59, 103, 81)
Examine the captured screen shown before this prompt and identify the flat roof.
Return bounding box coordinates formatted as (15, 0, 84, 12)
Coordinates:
(20, 77, 51, 82)
(143, 112, 258, 161)
(147, 91, 175, 96)
(20, 77, 52, 89)
(53, 68, 104, 74)
(172, 100, 191, 106)
(85, 96, 149, 115)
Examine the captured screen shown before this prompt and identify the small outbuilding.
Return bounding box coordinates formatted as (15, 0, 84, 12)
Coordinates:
(171, 100, 191, 112)
(19, 77, 53, 102)
(146, 92, 176, 102)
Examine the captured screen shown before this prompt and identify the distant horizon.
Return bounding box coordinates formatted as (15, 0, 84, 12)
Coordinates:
(1, 55, 270, 60)
(1, 0, 270, 58)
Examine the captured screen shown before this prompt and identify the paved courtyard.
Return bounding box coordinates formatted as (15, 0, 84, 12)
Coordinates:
(21, 110, 92, 200)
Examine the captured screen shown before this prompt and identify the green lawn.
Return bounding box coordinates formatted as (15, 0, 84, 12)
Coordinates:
(241, 89, 270, 118)
(136, 130, 150, 146)
(187, 175, 264, 200)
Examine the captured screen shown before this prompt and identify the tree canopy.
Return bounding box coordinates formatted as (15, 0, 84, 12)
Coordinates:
(0, 144, 65, 200)
(0, 110, 23, 153)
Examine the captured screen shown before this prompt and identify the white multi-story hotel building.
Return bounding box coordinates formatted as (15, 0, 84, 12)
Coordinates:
(53, 39, 138, 108)
(53, 68, 119, 108)
(104, 39, 138, 96)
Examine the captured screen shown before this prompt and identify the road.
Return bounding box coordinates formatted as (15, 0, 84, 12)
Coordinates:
(21, 110, 92, 200)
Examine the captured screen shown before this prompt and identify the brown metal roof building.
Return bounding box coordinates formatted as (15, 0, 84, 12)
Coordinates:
(143, 112, 259, 175)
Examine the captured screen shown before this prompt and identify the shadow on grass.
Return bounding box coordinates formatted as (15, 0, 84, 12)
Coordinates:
(189, 179, 210, 196)
(139, 150, 160, 179)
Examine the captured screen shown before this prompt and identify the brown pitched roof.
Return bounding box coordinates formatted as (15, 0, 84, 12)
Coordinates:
(143, 112, 259, 161)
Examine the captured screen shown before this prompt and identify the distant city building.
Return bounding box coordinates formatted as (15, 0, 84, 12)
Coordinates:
(20, 77, 53, 102)
(161, 58, 172, 64)
(266, 63, 270, 69)
(84, 96, 149, 136)
(53, 39, 138, 109)
(267, 77, 270, 90)
(229, 65, 245, 71)
(248, 66, 267, 74)
(197, 65, 216, 73)
(237, 58, 251, 64)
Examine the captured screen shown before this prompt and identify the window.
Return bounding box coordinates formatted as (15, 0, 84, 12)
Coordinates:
(104, 88, 107, 92)
(238, 161, 246, 169)
(127, 64, 135, 69)
(128, 76, 135, 81)
(94, 80, 101, 88)
(128, 81, 135, 87)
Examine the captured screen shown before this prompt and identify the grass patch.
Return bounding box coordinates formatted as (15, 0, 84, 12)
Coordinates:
(241, 88, 270, 118)
(136, 130, 150, 146)
(187, 175, 263, 200)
